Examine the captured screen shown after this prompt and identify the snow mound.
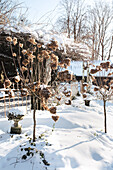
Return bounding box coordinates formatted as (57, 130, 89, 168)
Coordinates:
(8, 107, 26, 116)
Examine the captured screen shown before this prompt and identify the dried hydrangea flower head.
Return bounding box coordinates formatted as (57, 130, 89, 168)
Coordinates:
(6, 36, 12, 42)
(100, 61, 110, 69)
(65, 100, 71, 105)
(52, 115, 59, 122)
(22, 49, 27, 55)
(110, 85, 113, 89)
(4, 79, 11, 88)
(90, 68, 99, 74)
(56, 96, 61, 101)
(37, 43, 42, 48)
(21, 66, 27, 72)
(19, 43, 23, 48)
(108, 72, 112, 76)
(51, 54, 58, 70)
(40, 88, 51, 100)
(22, 59, 29, 66)
(49, 107, 56, 114)
(13, 37, 17, 46)
(29, 37, 37, 45)
(21, 88, 28, 97)
(12, 53, 16, 57)
(94, 86, 100, 91)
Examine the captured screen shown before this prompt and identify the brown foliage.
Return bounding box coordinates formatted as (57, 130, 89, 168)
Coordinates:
(65, 100, 71, 105)
(94, 87, 100, 91)
(100, 62, 110, 69)
(90, 69, 99, 74)
(52, 115, 59, 122)
(49, 107, 56, 114)
(40, 88, 51, 100)
(4, 79, 11, 88)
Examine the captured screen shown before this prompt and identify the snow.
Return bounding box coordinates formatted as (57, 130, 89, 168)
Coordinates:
(0, 91, 5, 98)
(15, 76, 20, 82)
(83, 92, 93, 101)
(4, 26, 91, 59)
(37, 31, 91, 58)
(0, 96, 113, 169)
(40, 84, 47, 90)
(8, 107, 26, 116)
(9, 90, 15, 97)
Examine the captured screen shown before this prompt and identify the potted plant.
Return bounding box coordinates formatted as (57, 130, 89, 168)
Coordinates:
(7, 107, 25, 134)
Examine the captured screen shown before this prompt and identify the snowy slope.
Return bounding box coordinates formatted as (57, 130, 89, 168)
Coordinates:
(0, 96, 113, 170)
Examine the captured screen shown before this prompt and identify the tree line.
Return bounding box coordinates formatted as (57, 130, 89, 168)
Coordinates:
(56, 0, 113, 61)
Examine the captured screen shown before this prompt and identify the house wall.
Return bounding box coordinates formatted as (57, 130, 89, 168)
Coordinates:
(68, 60, 113, 78)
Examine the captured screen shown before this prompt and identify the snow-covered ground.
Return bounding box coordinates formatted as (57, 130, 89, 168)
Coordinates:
(0, 96, 113, 170)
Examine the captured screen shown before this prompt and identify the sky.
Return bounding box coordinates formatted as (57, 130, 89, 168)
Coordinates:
(18, 0, 113, 28)
(19, 0, 61, 25)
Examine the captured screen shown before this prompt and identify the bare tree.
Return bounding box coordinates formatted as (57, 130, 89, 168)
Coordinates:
(0, 0, 29, 32)
(56, 0, 75, 38)
(71, 0, 87, 42)
(56, 0, 88, 43)
(87, 1, 113, 60)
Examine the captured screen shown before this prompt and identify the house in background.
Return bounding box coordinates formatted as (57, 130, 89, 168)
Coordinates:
(67, 60, 113, 85)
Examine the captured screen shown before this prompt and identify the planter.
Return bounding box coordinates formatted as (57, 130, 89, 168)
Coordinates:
(84, 100, 90, 106)
(10, 117, 24, 134)
(7, 108, 25, 134)
(11, 125, 22, 134)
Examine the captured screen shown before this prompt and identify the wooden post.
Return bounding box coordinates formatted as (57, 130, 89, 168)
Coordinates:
(22, 97, 23, 107)
(70, 81, 73, 101)
(9, 97, 10, 110)
(33, 102, 36, 142)
(13, 83, 15, 107)
(18, 93, 19, 107)
(82, 61, 85, 82)
(87, 61, 90, 92)
(4, 97, 6, 117)
(30, 95, 31, 113)
(26, 95, 27, 114)
(80, 80, 84, 94)
(17, 82, 19, 107)
(104, 100, 107, 133)
(21, 82, 23, 107)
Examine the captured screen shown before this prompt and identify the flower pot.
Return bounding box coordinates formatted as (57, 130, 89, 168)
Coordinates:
(85, 100, 90, 106)
(7, 108, 25, 134)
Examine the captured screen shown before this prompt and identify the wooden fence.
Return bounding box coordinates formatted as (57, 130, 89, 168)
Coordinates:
(0, 89, 31, 117)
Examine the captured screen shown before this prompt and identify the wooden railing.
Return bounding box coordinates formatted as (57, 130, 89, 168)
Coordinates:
(0, 88, 31, 117)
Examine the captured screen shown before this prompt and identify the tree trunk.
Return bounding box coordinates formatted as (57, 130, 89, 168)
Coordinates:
(33, 101, 36, 142)
(67, 16, 70, 38)
(102, 44, 104, 60)
(104, 100, 107, 133)
(107, 36, 113, 60)
(74, 23, 76, 42)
